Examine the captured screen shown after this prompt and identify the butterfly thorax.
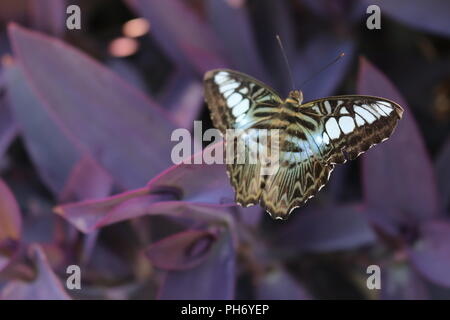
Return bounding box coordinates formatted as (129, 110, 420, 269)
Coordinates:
(285, 90, 303, 105)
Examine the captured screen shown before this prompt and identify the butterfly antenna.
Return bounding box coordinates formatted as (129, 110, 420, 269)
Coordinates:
(299, 52, 345, 89)
(276, 34, 295, 92)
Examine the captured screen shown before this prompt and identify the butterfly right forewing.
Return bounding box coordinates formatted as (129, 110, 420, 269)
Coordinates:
(299, 96, 404, 164)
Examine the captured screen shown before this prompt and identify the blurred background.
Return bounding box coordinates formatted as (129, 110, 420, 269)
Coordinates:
(0, 0, 449, 300)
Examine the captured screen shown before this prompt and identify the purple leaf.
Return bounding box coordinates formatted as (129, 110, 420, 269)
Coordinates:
(80, 238, 135, 284)
(56, 140, 239, 232)
(28, 0, 67, 36)
(63, 200, 232, 233)
(158, 230, 235, 300)
(55, 190, 234, 233)
(125, 0, 227, 74)
(207, 0, 269, 82)
(0, 245, 70, 300)
(8, 23, 177, 190)
(107, 58, 148, 92)
(408, 220, 450, 287)
(364, 207, 405, 238)
(55, 187, 168, 233)
(4, 64, 82, 194)
(362, 0, 450, 38)
(381, 263, 429, 300)
(276, 204, 376, 253)
(358, 57, 440, 223)
(159, 70, 204, 129)
(294, 35, 354, 101)
(56, 142, 237, 232)
(0, 179, 22, 272)
(255, 267, 311, 300)
(145, 229, 218, 270)
(59, 154, 114, 202)
(234, 206, 263, 227)
(147, 142, 235, 205)
(98, 202, 232, 233)
(435, 135, 450, 211)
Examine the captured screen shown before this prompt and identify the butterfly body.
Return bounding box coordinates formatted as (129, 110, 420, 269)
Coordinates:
(204, 69, 403, 219)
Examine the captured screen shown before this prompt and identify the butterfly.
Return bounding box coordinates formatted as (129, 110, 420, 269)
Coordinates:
(204, 69, 404, 219)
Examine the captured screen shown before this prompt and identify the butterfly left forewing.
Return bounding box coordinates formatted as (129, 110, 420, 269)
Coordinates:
(204, 69, 282, 133)
(204, 69, 282, 207)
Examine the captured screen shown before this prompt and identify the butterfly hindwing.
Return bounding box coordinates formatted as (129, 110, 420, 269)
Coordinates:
(261, 155, 334, 218)
(227, 158, 263, 208)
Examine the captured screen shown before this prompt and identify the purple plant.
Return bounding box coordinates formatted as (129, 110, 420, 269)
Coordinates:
(0, 0, 449, 300)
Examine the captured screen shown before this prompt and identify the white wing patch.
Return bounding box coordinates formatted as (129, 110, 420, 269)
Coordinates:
(339, 116, 356, 134)
(232, 99, 250, 116)
(239, 87, 248, 95)
(322, 132, 330, 145)
(325, 118, 341, 139)
(324, 101, 332, 113)
(227, 93, 242, 107)
(214, 72, 228, 83)
(223, 90, 234, 98)
(354, 106, 376, 124)
(372, 104, 387, 116)
(378, 100, 393, 107)
(355, 114, 365, 127)
(377, 102, 394, 115)
(235, 113, 246, 124)
(363, 104, 381, 119)
(340, 107, 349, 114)
(220, 82, 239, 93)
